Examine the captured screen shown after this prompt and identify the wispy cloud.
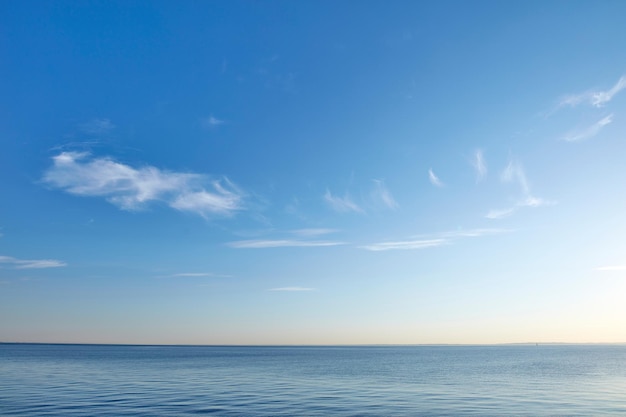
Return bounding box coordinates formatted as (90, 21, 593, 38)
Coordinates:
(487, 159, 554, 219)
(202, 115, 225, 128)
(290, 228, 338, 237)
(360, 238, 448, 251)
(520, 195, 553, 208)
(43, 152, 244, 217)
(561, 114, 613, 142)
(370, 179, 398, 209)
(79, 118, 115, 135)
(440, 228, 512, 238)
(558, 75, 626, 109)
(428, 168, 444, 187)
(361, 228, 511, 251)
(596, 265, 626, 271)
(485, 207, 516, 220)
(324, 189, 363, 213)
(501, 159, 530, 194)
(170, 272, 230, 278)
(227, 239, 345, 249)
(0, 255, 66, 269)
(269, 287, 316, 291)
(471, 150, 487, 182)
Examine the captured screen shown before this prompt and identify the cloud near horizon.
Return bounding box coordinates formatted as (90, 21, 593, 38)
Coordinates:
(0, 255, 67, 269)
(290, 228, 338, 237)
(43, 152, 244, 217)
(170, 272, 231, 278)
(227, 239, 345, 249)
(596, 265, 626, 271)
(361, 228, 511, 251)
(360, 238, 448, 251)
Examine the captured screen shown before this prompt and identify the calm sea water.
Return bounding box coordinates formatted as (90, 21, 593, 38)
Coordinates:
(1, 344, 625, 416)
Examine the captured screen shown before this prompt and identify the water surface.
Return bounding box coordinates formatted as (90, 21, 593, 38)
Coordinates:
(1, 344, 625, 415)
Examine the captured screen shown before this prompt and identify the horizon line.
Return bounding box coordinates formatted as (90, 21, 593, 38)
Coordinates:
(3, 341, 625, 347)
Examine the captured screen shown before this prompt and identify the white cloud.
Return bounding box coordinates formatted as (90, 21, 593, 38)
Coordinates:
(519, 196, 554, 208)
(428, 168, 444, 187)
(501, 160, 530, 195)
(370, 179, 398, 209)
(561, 114, 613, 142)
(360, 238, 448, 251)
(485, 207, 516, 219)
(80, 118, 115, 135)
(227, 239, 345, 249)
(324, 189, 363, 213)
(43, 152, 244, 217)
(596, 265, 626, 271)
(269, 287, 316, 291)
(485, 197, 554, 220)
(202, 115, 225, 128)
(486, 163, 555, 220)
(171, 272, 230, 278)
(170, 187, 242, 216)
(361, 228, 510, 252)
(440, 228, 512, 238)
(471, 150, 487, 182)
(0, 255, 66, 269)
(290, 228, 338, 237)
(558, 75, 626, 109)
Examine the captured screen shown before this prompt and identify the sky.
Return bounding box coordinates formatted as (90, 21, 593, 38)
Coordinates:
(1, 1, 626, 345)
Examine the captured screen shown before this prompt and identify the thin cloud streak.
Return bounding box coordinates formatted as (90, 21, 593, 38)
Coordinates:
(202, 115, 225, 128)
(0, 255, 67, 269)
(561, 114, 613, 142)
(488, 158, 554, 220)
(361, 228, 511, 252)
(371, 179, 398, 209)
(79, 118, 115, 135)
(471, 150, 487, 182)
(428, 169, 444, 187)
(171, 272, 230, 278)
(227, 239, 345, 249)
(324, 189, 363, 213)
(290, 228, 338, 237)
(360, 238, 448, 251)
(440, 228, 512, 238)
(43, 152, 244, 217)
(501, 160, 530, 195)
(596, 265, 626, 271)
(485, 207, 516, 219)
(558, 75, 626, 109)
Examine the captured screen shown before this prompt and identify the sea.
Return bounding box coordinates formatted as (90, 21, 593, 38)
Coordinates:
(1, 343, 625, 416)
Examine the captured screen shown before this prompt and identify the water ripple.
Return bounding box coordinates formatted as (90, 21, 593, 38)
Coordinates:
(1, 344, 626, 416)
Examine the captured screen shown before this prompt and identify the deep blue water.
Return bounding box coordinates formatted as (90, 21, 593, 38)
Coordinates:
(1, 344, 626, 416)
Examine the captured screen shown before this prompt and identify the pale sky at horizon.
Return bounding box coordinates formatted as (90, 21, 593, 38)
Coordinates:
(1, 1, 626, 345)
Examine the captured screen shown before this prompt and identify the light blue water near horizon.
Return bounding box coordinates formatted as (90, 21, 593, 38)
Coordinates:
(1, 344, 626, 416)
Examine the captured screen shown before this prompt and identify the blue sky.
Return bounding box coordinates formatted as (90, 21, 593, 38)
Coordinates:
(2, 1, 626, 344)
